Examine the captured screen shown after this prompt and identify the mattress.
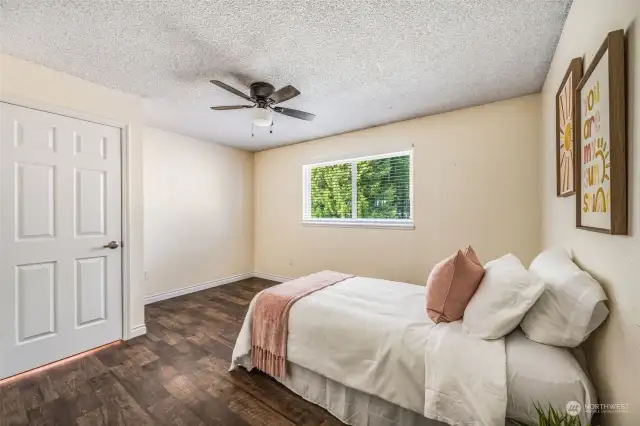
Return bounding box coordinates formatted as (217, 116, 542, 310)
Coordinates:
(272, 337, 596, 426)
(240, 335, 596, 426)
(505, 329, 596, 424)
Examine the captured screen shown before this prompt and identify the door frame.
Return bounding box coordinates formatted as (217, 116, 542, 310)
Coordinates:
(0, 93, 133, 340)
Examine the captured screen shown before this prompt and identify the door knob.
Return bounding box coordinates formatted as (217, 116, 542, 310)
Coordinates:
(103, 241, 120, 249)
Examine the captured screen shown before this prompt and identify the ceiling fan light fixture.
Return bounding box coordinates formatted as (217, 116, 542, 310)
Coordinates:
(252, 107, 272, 127)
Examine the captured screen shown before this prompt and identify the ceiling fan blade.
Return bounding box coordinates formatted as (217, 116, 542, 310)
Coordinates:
(210, 80, 253, 102)
(210, 105, 254, 110)
(272, 106, 315, 121)
(269, 85, 301, 104)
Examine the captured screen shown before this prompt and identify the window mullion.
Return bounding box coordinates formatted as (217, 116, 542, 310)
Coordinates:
(352, 160, 358, 219)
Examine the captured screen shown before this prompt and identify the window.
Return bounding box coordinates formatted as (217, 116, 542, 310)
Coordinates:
(303, 150, 413, 228)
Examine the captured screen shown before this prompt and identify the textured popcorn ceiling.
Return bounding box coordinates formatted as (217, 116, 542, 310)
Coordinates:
(0, 0, 572, 151)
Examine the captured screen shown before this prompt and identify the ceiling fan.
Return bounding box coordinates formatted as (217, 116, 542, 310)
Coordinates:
(209, 80, 315, 127)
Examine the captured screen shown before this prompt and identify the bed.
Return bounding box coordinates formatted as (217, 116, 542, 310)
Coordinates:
(231, 276, 596, 426)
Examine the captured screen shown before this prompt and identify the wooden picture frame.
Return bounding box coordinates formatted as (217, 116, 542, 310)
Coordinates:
(576, 29, 627, 234)
(556, 58, 582, 196)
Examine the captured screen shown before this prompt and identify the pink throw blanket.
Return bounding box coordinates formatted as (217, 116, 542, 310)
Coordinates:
(251, 270, 354, 378)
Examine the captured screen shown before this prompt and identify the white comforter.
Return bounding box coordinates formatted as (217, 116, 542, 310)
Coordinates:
(232, 277, 507, 426)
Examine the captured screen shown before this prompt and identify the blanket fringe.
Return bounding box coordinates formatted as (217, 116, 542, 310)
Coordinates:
(251, 345, 286, 378)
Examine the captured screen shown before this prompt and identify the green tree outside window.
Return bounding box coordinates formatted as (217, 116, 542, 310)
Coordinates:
(309, 154, 411, 220)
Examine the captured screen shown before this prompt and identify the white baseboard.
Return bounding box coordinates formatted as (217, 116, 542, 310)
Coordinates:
(143, 272, 254, 305)
(128, 324, 147, 339)
(142, 272, 293, 306)
(252, 272, 292, 283)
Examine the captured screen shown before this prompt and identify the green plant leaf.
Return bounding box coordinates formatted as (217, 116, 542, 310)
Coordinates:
(518, 401, 586, 426)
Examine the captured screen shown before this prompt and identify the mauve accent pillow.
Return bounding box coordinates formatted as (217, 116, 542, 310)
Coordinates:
(426, 246, 485, 323)
(463, 245, 481, 265)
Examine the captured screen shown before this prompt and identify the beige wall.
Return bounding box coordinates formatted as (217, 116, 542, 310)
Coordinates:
(143, 127, 254, 298)
(540, 0, 640, 423)
(0, 54, 146, 333)
(254, 95, 541, 284)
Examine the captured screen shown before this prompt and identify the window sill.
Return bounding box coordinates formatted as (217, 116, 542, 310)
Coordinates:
(301, 219, 415, 230)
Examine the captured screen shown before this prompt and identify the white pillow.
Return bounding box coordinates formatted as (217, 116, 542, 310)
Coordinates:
(463, 254, 545, 339)
(521, 249, 608, 347)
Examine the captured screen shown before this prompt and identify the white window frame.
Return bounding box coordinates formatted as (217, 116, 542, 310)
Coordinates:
(302, 150, 414, 229)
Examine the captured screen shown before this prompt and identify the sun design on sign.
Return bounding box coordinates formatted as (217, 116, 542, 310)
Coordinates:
(596, 139, 611, 184)
(558, 75, 574, 194)
(584, 138, 611, 213)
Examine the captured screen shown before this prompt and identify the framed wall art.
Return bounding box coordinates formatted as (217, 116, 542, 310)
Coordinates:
(556, 58, 582, 196)
(576, 29, 627, 235)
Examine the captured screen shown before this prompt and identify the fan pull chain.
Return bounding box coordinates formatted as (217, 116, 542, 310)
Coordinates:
(251, 123, 254, 138)
(270, 119, 274, 134)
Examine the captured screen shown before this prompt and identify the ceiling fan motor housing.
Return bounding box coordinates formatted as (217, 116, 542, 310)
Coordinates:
(250, 82, 275, 101)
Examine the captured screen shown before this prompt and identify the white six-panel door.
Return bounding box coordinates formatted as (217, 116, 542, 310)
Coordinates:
(0, 103, 122, 379)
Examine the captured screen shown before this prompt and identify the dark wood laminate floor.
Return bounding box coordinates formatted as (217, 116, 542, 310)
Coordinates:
(0, 278, 346, 426)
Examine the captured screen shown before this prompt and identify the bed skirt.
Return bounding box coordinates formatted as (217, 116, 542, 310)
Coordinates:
(274, 361, 448, 426)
